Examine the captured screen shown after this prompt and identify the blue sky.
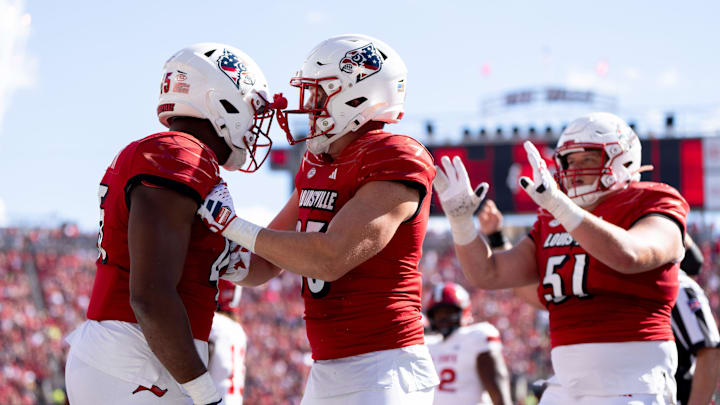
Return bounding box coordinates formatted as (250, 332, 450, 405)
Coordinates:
(1, 0, 719, 230)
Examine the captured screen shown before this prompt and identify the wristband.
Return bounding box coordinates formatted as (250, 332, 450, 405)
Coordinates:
(181, 372, 221, 405)
(486, 231, 507, 248)
(448, 215, 478, 246)
(223, 217, 262, 253)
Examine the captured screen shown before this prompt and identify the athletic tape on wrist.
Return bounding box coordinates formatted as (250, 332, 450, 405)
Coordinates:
(181, 372, 220, 405)
(449, 216, 478, 246)
(548, 194, 585, 232)
(224, 217, 262, 253)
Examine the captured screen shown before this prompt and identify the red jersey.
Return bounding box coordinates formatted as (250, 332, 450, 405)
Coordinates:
(87, 132, 228, 342)
(529, 181, 689, 348)
(294, 130, 436, 360)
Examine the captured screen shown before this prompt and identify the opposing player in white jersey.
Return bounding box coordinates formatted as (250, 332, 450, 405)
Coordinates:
(208, 279, 248, 405)
(425, 282, 512, 405)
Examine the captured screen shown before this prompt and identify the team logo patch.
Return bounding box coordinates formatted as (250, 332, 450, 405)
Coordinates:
(173, 82, 190, 94)
(339, 43, 382, 82)
(215, 206, 232, 225)
(133, 385, 168, 397)
(307, 168, 316, 178)
(217, 49, 255, 89)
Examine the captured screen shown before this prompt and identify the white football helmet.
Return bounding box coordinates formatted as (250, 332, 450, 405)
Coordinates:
(158, 43, 282, 172)
(554, 112, 642, 206)
(276, 34, 408, 155)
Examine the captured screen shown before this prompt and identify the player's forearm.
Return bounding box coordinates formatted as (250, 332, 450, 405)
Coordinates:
(130, 290, 207, 383)
(254, 228, 352, 281)
(686, 348, 720, 405)
(477, 351, 513, 405)
(456, 238, 536, 289)
(485, 375, 513, 405)
(236, 255, 283, 287)
(454, 236, 498, 288)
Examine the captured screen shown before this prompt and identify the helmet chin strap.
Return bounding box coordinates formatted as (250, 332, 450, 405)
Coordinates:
(307, 134, 336, 155)
(306, 102, 389, 156)
(215, 119, 248, 171)
(567, 181, 601, 207)
(221, 147, 247, 171)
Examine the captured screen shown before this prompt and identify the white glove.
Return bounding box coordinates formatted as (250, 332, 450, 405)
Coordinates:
(433, 155, 489, 245)
(198, 183, 262, 252)
(220, 242, 251, 283)
(181, 372, 223, 405)
(518, 141, 585, 232)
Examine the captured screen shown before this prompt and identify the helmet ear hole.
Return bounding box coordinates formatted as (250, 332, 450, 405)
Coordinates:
(219, 99, 239, 114)
(345, 97, 367, 108)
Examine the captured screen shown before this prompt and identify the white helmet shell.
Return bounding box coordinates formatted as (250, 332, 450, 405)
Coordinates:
(157, 43, 275, 172)
(279, 34, 407, 155)
(554, 112, 642, 206)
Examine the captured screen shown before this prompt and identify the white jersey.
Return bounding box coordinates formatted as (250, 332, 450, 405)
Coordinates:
(426, 322, 502, 405)
(208, 313, 247, 405)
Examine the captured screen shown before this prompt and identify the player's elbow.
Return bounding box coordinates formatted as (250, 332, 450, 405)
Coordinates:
(313, 257, 347, 282)
(611, 252, 640, 274)
(129, 293, 154, 319)
(613, 246, 675, 274)
(129, 286, 174, 319)
(308, 236, 357, 281)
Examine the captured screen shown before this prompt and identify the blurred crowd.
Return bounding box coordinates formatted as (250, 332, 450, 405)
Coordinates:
(0, 222, 718, 404)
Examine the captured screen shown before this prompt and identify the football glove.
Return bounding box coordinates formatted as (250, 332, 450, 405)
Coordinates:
(197, 183, 262, 252)
(518, 141, 585, 232)
(220, 243, 251, 283)
(433, 155, 489, 245)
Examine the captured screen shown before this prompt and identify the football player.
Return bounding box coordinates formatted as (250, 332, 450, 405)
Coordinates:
(434, 112, 689, 405)
(208, 279, 248, 405)
(197, 34, 439, 404)
(64, 43, 282, 404)
(425, 282, 512, 405)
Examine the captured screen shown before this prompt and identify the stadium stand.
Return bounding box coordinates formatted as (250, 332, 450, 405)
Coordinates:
(0, 223, 717, 404)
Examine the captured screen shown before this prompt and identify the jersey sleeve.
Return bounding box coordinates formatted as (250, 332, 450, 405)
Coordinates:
(633, 184, 689, 234)
(465, 323, 503, 356)
(127, 134, 221, 205)
(356, 136, 436, 193)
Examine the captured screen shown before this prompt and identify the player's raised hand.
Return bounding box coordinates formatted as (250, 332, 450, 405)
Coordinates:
(434, 155, 488, 219)
(478, 199, 502, 234)
(433, 155, 488, 245)
(518, 141, 585, 232)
